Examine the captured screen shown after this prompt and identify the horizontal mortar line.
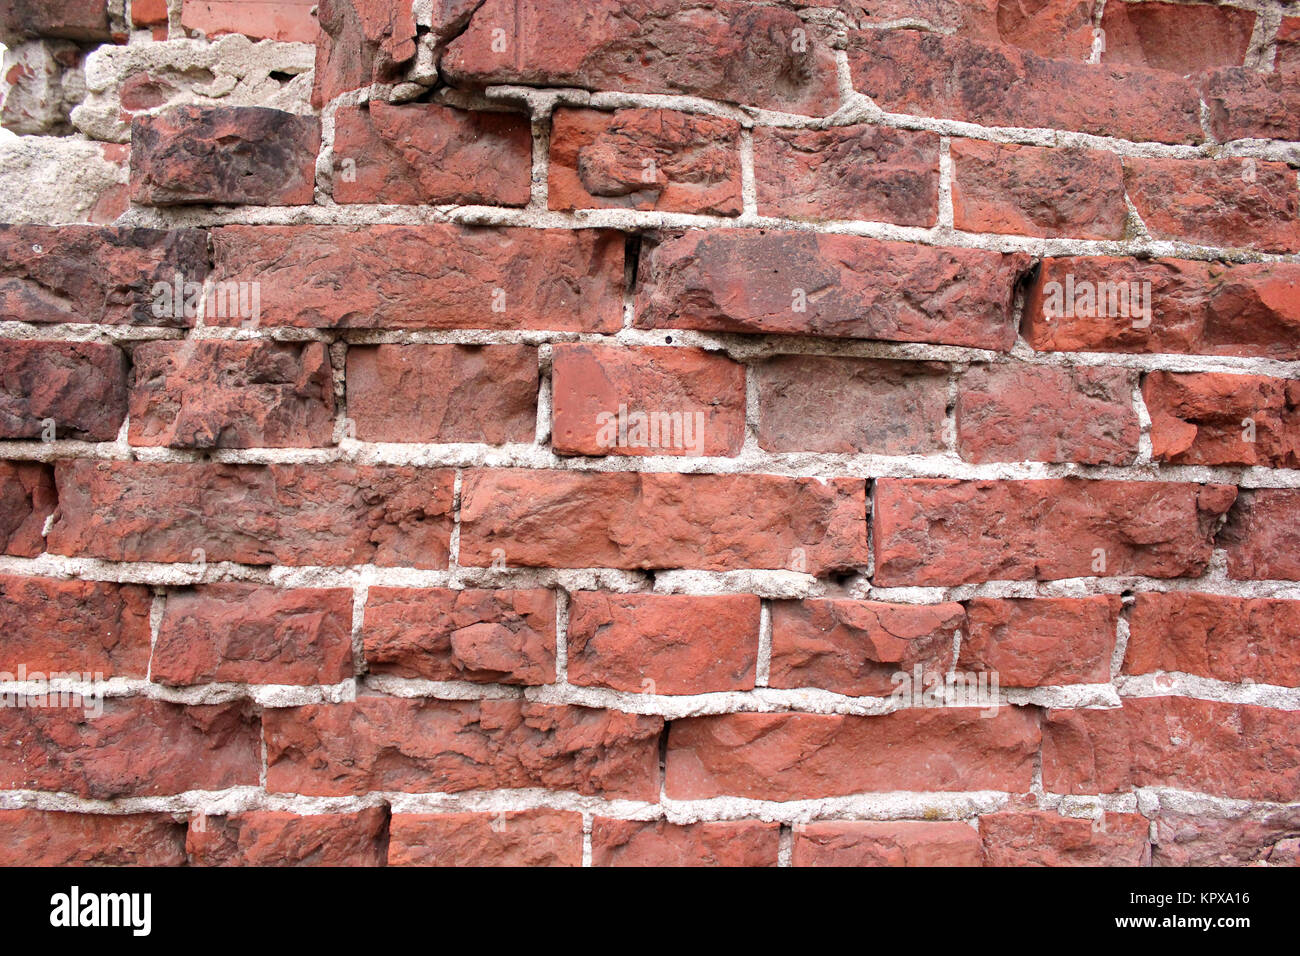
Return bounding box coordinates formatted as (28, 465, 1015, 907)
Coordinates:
(4, 322, 1300, 380)
(1, 555, 1298, 602)
(2, 784, 1296, 825)
(114, 200, 1300, 265)
(4, 439, 1300, 487)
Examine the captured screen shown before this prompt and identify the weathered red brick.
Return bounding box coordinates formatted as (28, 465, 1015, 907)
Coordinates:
(312, 0, 420, 107)
(0, 0, 111, 42)
(443, 0, 841, 115)
(333, 102, 532, 206)
(0, 225, 209, 327)
(0, 340, 127, 441)
(1098, 0, 1254, 73)
(956, 364, 1139, 465)
(592, 818, 779, 867)
(458, 469, 867, 575)
(187, 809, 388, 866)
(1042, 697, 1300, 801)
(858, 0, 1096, 61)
(549, 107, 741, 215)
(0, 810, 187, 866)
(0, 460, 54, 557)
(346, 344, 537, 444)
(793, 820, 982, 867)
(567, 592, 759, 694)
(1143, 370, 1300, 468)
(768, 599, 963, 697)
(756, 355, 948, 455)
(960, 596, 1119, 687)
(636, 231, 1029, 350)
(131, 105, 320, 206)
(752, 125, 939, 226)
(1023, 257, 1300, 361)
(1126, 592, 1300, 687)
(873, 479, 1236, 587)
(0, 699, 261, 798)
(264, 697, 662, 799)
(388, 810, 582, 866)
(1122, 155, 1300, 253)
(550, 344, 745, 458)
(1278, 17, 1300, 73)
(152, 583, 354, 686)
(1220, 488, 1300, 581)
(950, 140, 1127, 240)
(209, 225, 624, 331)
(47, 461, 455, 568)
(129, 341, 336, 449)
(666, 708, 1040, 800)
(980, 811, 1150, 866)
(848, 29, 1203, 144)
(1153, 809, 1300, 866)
(0, 574, 151, 678)
(181, 0, 320, 43)
(363, 587, 556, 685)
(1202, 67, 1300, 146)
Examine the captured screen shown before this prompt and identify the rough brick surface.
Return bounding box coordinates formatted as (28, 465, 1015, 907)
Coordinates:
(389, 811, 582, 867)
(793, 821, 983, 867)
(592, 819, 779, 867)
(1153, 810, 1300, 867)
(1202, 68, 1300, 144)
(960, 596, 1120, 687)
(182, 0, 320, 44)
(1097, 0, 1254, 73)
(0, 811, 187, 866)
(1143, 370, 1300, 468)
(0, 460, 54, 557)
(0, 340, 127, 441)
(0, 0, 111, 42)
(980, 811, 1151, 866)
(1220, 489, 1300, 581)
(188, 809, 389, 866)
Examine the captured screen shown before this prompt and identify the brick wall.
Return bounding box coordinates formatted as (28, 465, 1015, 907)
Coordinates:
(0, 0, 1298, 867)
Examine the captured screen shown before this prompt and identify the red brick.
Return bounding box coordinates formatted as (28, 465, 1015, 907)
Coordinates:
(1143, 370, 1300, 468)
(960, 596, 1119, 687)
(0, 460, 54, 558)
(752, 125, 939, 226)
(1123, 155, 1300, 253)
(264, 697, 662, 799)
(848, 29, 1203, 144)
(956, 364, 1139, 465)
(389, 810, 582, 866)
(209, 225, 624, 331)
(129, 341, 336, 449)
(0, 574, 151, 678)
(333, 102, 532, 206)
(863, 0, 1097, 59)
(1042, 697, 1300, 801)
(0, 340, 127, 441)
(550, 344, 745, 458)
(182, 0, 319, 43)
(1023, 256, 1300, 361)
(312, 0, 419, 107)
(1202, 68, 1300, 145)
(548, 107, 741, 215)
(1126, 592, 1300, 687)
(666, 708, 1040, 800)
(980, 811, 1150, 866)
(592, 818, 779, 867)
(874, 479, 1234, 587)
(363, 587, 556, 685)
(1153, 809, 1300, 866)
(0, 225, 209, 327)
(950, 140, 1127, 240)
(131, 105, 320, 206)
(756, 355, 948, 455)
(567, 592, 760, 694)
(0, 0, 111, 42)
(152, 583, 354, 686)
(47, 461, 455, 568)
(458, 469, 867, 575)
(793, 820, 982, 867)
(187, 809, 388, 866)
(0, 699, 261, 798)
(346, 344, 537, 444)
(768, 599, 963, 697)
(0, 810, 186, 866)
(636, 230, 1029, 350)
(1221, 488, 1300, 581)
(1278, 17, 1300, 73)
(442, 0, 840, 116)
(1098, 0, 1254, 73)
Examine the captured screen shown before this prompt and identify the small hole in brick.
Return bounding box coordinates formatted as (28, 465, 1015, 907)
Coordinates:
(665, 335, 673, 344)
